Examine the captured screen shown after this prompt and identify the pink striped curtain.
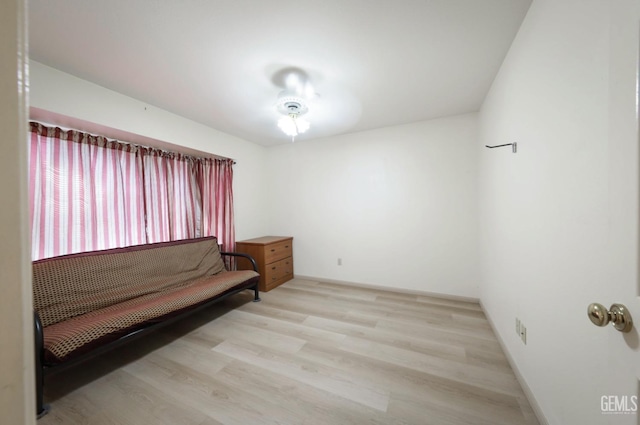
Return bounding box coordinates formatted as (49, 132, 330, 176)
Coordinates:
(143, 150, 201, 243)
(29, 123, 235, 262)
(29, 123, 145, 260)
(142, 150, 170, 243)
(197, 158, 235, 264)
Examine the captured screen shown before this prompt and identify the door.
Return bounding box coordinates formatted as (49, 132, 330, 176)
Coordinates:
(597, 1, 640, 423)
(0, 0, 35, 423)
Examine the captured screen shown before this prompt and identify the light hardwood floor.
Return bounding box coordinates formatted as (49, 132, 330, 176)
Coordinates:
(39, 278, 539, 425)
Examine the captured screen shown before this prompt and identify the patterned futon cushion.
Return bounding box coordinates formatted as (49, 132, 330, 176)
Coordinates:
(33, 237, 227, 328)
(42, 270, 259, 364)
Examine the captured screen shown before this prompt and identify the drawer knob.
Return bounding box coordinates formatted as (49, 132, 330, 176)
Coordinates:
(271, 249, 275, 252)
(272, 266, 276, 270)
(285, 245, 289, 248)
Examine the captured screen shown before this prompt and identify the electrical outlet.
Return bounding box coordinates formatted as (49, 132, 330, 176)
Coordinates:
(516, 318, 527, 345)
(337, 258, 342, 266)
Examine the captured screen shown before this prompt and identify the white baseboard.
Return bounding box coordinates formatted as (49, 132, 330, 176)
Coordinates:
(480, 301, 549, 425)
(294, 274, 480, 304)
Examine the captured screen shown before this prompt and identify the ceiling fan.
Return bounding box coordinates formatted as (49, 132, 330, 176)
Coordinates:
(272, 67, 318, 142)
(267, 65, 362, 143)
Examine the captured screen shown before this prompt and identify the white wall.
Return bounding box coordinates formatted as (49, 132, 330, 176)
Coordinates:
(267, 114, 479, 298)
(29, 61, 269, 241)
(479, 0, 639, 423)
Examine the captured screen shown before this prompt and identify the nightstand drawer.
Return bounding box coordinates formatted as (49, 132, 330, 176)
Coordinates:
(264, 239, 293, 264)
(264, 257, 293, 283)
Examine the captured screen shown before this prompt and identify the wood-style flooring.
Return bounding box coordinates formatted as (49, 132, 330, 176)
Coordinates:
(38, 278, 540, 425)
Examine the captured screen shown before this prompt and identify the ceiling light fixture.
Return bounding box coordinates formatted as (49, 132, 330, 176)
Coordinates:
(276, 93, 310, 142)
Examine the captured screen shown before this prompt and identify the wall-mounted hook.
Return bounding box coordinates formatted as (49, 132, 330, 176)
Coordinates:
(485, 142, 517, 153)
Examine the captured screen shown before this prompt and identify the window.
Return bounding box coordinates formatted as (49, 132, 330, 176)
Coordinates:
(29, 122, 235, 260)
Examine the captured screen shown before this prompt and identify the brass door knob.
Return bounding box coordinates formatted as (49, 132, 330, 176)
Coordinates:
(587, 303, 633, 333)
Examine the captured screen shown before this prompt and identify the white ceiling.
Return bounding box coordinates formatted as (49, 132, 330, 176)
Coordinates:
(28, 0, 531, 147)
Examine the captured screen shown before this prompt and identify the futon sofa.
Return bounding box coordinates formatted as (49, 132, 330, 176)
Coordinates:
(32, 236, 260, 418)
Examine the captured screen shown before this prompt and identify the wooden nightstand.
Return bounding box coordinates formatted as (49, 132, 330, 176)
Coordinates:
(235, 236, 293, 292)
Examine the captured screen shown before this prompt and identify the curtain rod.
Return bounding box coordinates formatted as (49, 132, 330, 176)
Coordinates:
(30, 121, 237, 164)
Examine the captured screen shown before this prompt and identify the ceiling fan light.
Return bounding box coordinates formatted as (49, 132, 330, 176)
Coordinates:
(278, 115, 299, 136)
(277, 114, 310, 137)
(296, 117, 310, 133)
(275, 91, 311, 140)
